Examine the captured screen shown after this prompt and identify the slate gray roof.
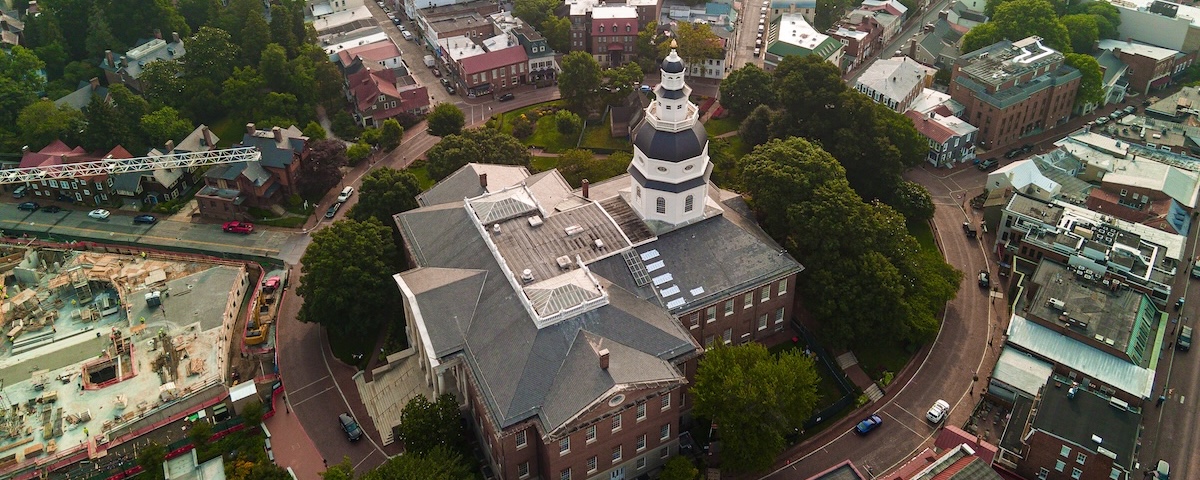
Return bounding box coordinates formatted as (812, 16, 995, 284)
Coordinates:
(239, 126, 306, 169)
(100, 38, 186, 79)
(588, 194, 803, 314)
(175, 125, 218, 152)
(54, 80, 109, 111)
(416, 163, 532, 207)
(1032, 380, 1140, 469)
(204, 161, 272, 186)
(113, 172, 143, 194)
(395, 199, 698, 432)
(631, 120, 708, 163)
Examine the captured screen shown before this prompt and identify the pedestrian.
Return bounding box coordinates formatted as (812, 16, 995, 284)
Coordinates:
(323, 459, 328, 468)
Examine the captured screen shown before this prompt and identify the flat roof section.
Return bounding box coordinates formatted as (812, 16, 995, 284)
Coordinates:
(1027, 260, 1147, 355)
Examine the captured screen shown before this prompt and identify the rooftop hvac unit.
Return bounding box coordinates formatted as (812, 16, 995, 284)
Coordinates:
(521, 269, 534, 283)
(556, 255, 572, 269)
(1047, 298, 1066, 310)
(528, 215, 544, 227)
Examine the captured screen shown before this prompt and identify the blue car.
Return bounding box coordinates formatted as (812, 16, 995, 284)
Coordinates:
(855, 414, 883, 435)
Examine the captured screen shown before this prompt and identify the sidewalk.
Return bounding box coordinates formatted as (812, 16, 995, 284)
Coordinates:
(264, 400, 326, 480)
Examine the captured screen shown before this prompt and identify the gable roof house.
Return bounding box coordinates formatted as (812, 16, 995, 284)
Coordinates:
(765, 14, 844, 71)
(99, 32, 186, 93)
(53, 77, 110, 112)
(856, 56, 932, 112)
(113, 125, 219, 207)
(391, 56, 803, 480)
(901, 11, 966, 69)
(195, 124, 308, 221)
(17, 142, 125, 205)
(1, 12, 24, 48)
(346, 64, 431, 127)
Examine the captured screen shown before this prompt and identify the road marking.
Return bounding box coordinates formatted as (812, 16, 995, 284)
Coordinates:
(318, 328, 392, 458)
(892, 404, 922, 423)
(353, 449, 377, 471)
(290, 386, 334, 407)
(5, 221, 280, 255)
(880, 411, 921, 437)
(290, 376, 332, 394)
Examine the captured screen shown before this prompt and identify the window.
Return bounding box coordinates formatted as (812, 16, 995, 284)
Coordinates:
(518, 462, 530, 478)
(612, 414, 622, 432)
(586, 425, 596, 443)
(600, 25, 605, 32)
(637, 434, 646, 451)
(636, 186, 641, 198)
(1038, 468, 1049, 480)
(1109, 468, 1121, 480)
(656, 197, 665, 214)
(561, 468, 571, 480)
(587, 456, 597, 473)
(1071, 468, 1082, 480)
(516, 430, 527, 449)
(722, 328, 732, 344)
(83, 189, 90, 196)
(1076, 453, 1086, 464)
(689, 313, 699, 329)
(744, 292, 754, 309)
(1060, 446, 1071, 457)
(49, 180, 58, 188)
(612, 445, 622, 463)
(626, 25, 631, 32)
(758, 315, 768, 331)
(1055, 460, 1066, 472)
(637, 402, 646, 420)
(660, 447, 669, 458)
(637, 457, 647, 469)
(660, 423, 670, 440)
(705, 306, 716, 323)
(661, 393, 671, 411)
(704, 335, 714, 348)
(684, 195, 694, 212)
(724, 300, 734, 316)
(560, 437, 570, 455)
(775, 308, 785, 324)
(760, 285, 770, 302)
(778, 279, 787, 296)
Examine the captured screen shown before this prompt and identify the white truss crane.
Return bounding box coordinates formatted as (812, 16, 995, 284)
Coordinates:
(1, 146, 262, 185)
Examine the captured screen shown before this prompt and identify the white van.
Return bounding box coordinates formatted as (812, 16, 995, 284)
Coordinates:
(401, 30, 414, 41)
(337, 186, 354, 202)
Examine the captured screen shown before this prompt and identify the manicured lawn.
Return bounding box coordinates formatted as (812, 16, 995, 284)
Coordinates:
(497, 100, 565, 132)
(908, 220, 939, 256)
(526, 115, 579, 153)
(579, 121, 631, 151)
(407, 165, 436, 190)
(704, 116, 740, 136)
(531, 155, 558, 172)
(724, 135, 751, 157)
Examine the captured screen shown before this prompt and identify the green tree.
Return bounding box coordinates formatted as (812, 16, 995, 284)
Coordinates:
(1061, 14, 1100, 54)
(303, 121, 327, 140)
(179, 0, 221, 32)
(136, 442, 168, 480)
(659, 456, 700, 480)
(349, 167, 422, 226)
(297, 139, 348, 199)
(514, 0, 560, 33)
(555, 109, 582, 136)
(297, 218, 399, 338)
(1065, 53, 1104, 108)
(80, 94, 132, 151)
(602, 62, 644, 105)
(85, 5, 124, 60)
(239, 10, 272, 66)
(720, 64, 776, 119)
(141, 106, 195, 147)
(320, 457, 355, 480)
(396, 394, 465, 456)
(991, 0, 1071, 52)
(692, 344, 820, 473)
(1069, 1, 1121, 39)
(425, 128, 532, 180)
(347, 141, 372, 165)
(541, 16, 571, 53)
(186, 27, 240, 86)
(511, 114, 534, 139)
(359, 446, 473, 480)
(665, 22, 724, 68)
(102, 0, 191, 47)
(270, 3, 298, 55)
(559, 51, 603, 112)
(0, 46, 46, 127)
(139, 60, 187, 109)
(331, 110, 364, 139)
(188, 420, 213, 452)
(637, 21, 663, 70)
(17, 100, 84, 150)
(314, 61, 346, 111)
(960, 22, 1000, 55)
(890, 180, 935, 223)
(239, 400, 265, 426)
(738, 105, 774, 148)
(361, 127, 383, 147)
(222, 67, 269, 122)
(556, 149, 632, 187)
(380, 119, 404, 151)
(427, 103, 466, 137)
(259, 43, 291, 92)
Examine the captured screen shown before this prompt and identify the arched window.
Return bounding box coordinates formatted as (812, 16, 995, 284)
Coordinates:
(656, 197, 666, 214)
(684, 195, 694, 212)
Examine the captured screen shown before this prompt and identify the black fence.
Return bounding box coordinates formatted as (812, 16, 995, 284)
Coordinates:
(791, 321, 860, 431)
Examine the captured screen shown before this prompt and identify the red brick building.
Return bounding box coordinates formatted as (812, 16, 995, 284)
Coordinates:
(1098, 39, 1195, 95)
(588, 6, 638, 67)
(455, 45, 530, 96)
(18, 141, 124, 206)
(195, 124, 308, 220)
(1011, 379, 1140, 480)
(950, 36, 1081, 149)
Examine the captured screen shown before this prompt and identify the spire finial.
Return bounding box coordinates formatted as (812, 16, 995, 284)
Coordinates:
(670, 39, 678, 49)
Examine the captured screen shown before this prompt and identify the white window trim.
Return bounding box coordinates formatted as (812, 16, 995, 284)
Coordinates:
(560, 437, 570, 456)
(661, 423, 670, 441)
(661, 394, 670, 411)
(586, 425, 596, 443)
(516, 430, 527, 449)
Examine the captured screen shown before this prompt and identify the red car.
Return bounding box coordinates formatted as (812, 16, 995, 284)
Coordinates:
(222, 221, 255, 234)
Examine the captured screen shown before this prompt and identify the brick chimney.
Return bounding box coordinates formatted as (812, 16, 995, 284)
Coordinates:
(582, 178, 589, 198)
(89, 77, 100, 91)
(246, 123, 257, 135)
(105, 50, 114, 68)
(599, 348, 610, 370)
(21, 145, 30, 154)
(119, 55, 128, 67)
(272, 126, 283, 142)
(164, 139, 175, 152)
(202, 126, 214, 148)
(172, 31, 181, 43)
(153, 29, 162, 40)
(479, 172, 488, 188)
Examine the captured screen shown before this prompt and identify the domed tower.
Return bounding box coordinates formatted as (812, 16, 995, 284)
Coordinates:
(627, 45, 714, 227)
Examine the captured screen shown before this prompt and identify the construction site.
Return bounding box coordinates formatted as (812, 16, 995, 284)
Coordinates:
(0, 245, 251, 472)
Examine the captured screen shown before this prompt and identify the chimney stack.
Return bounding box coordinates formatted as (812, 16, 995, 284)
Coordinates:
(272, 126, 283, 142)
(246, 123, 257, 135)
(153, 28, 162, 40)
(599, 349, 610, 370)
(89, 77, 100, 91)
(105, 50, 114, 67)
(938, 9, 948, 20)
(172, 31, 181, 43)
(21, 145, 30, 154)
(119, 55, 128, 67)
(164, 139, 175, 152)
(479, 172, 488, 188)
(202, 126, 214, 148)
(582, 179, 589, 198)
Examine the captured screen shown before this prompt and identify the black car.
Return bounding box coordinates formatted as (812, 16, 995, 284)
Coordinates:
(1019, 143, 1035, 154)
(978, 270, 991, 288)
(977, 158, 999, 171)
(325, 202, 342, 219)
(497, 92, 515, 102)
(339, 413, 364, 441)
(133, 214, 158, 224)
(17, 202, 39, 211)
(42, 205, 62, 213)
(1004, 148, 1021, 159)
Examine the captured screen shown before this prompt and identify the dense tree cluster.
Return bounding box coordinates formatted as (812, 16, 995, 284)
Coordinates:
(427, 103, 466, 137)
(739, 138, 961, 348)
(558, 51, 644, 113)
(425, 128, 532, 180)
(297, 218, 402, 339)
(322, 447, 473, 480)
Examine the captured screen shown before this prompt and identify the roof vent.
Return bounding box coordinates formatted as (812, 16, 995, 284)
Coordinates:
(521, 269, 534, 283)
(1092, 434, 1103, 444)
(594, 239, 605, 249)
(493, 224, 502, 234)
(556, 255, 572, 269)
(565, 225, 584, 236)
(528, 215, 544, 227)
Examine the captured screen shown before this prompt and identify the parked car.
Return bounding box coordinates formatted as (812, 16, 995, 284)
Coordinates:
(1178, 325, 1193, 352)
(962, 222, 977, 238)
(392, 17, 402, 25)
(432, 67, 442, 77)
(854, 414, 883, 435)
(17, 201, 39, 211)
(339, 413, 364, 441)
(926, 400, 950, 423)
(977, 158, 999, 171)
(497, 92, 515, 102)
(1019, 143, 1035, 154)
(133, 214, 157, 224)
(337, 186, 354, 202)
(12, 185, 28, 198)
(978, 270, 991, 288)
(42, 205, 62, 213)
(1095, 116, 1108, 125)
(1124, 105, 1137, 115)
(87, 209, 110, 219)
(754, 47, 761, 57)
(401, 30, 414, 41)
(222, 221, 255, 234)
(1110, 111, 1124, 120)
(1156, 460, 1170, 480)
(325, 202, 343, 219)
(1004, 148, 1021, 159)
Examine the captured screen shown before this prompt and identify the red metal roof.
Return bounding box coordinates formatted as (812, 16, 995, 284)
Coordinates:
(905, 110, 959, 145)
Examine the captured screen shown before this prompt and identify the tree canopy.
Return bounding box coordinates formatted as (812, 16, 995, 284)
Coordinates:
(427, 103, 466, 137)
(396, 394, 466, 456)
(962, 0, 1070, 53)
(1065, 53, 1104, 108)
(17, 100, 85, 150)
(692, 343, 820, 473)
(559, 51, 603, 112)
(556, 149, 633, 187)
(720, 64, 776, 119)
(425, 128, 532, 180)
(296, 139, 348, 199)
(348, 167, 422, 227)
(297, 218, 400, 338)
(666, 22, 724, 68)
(359, 446, 474, 480)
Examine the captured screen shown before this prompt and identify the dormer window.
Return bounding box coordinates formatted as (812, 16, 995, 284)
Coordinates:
(600, 26, 605, 32)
